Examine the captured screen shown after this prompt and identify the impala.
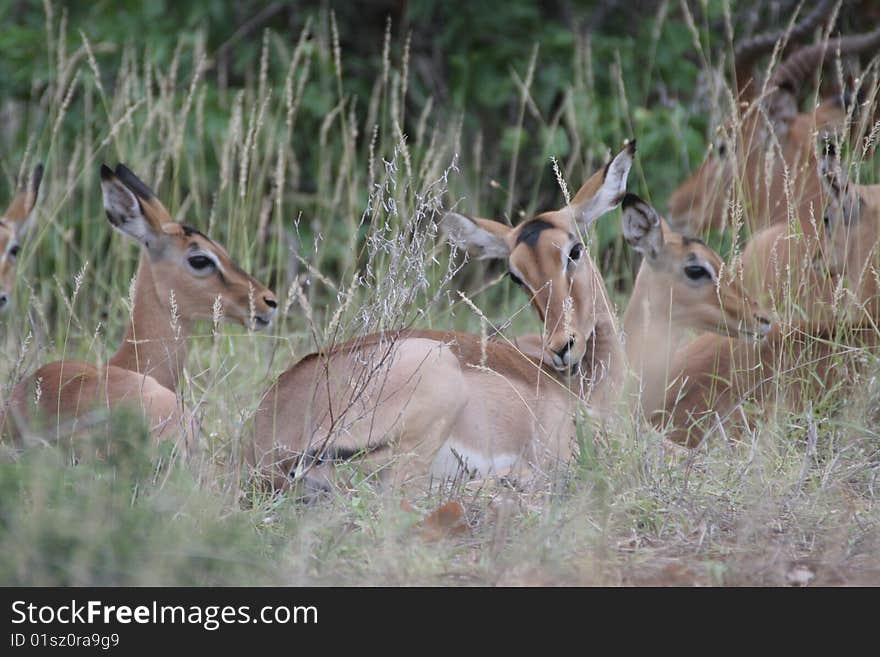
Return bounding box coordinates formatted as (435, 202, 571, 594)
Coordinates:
(668, 18, 880, 237)
(743, 141, 880, 324)
(0, 164, 43, 313)
(506, 194, 771, 436)
(249, 142, 635, 492)
(1, 164, 277, 450)
(619, 194, 770, 422)
(657, 151, 880, 447)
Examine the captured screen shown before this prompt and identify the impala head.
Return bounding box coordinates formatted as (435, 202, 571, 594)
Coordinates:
(0, 164, 43, 313)
(100, 164, 277, 328)
(816, 149, 878, 285)
(623, 194, 770, 341)
(667, 23, 880, 234)
(442, 140, 635, 372)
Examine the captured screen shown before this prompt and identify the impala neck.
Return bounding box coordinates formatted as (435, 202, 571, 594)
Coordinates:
(108, 253, 192, 391)
(622, 266, 685, 414)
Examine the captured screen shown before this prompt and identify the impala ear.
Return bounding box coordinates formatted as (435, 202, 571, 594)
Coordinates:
(101, 164, 168, 249)
(4, 163, 44, 236)
(621, 193, 664, 259)
(766, 88, 798, 140)
(569, 139, 635, 230)
(819, 147, 862, 226)
(440, 212, 512, 260)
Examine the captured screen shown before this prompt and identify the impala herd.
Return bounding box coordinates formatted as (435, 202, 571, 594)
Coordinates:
(2, 9, 880, 495)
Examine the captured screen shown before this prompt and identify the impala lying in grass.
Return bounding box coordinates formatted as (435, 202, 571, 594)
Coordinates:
(619, 194, 770, 425)
(1, 164, 277, 453)
(668, 7, 879, 238)
(656, 149, 880, 447)
(250, 142, 635, 493)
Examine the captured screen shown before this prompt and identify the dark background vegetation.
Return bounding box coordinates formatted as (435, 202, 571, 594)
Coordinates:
(4, 1, 876, 210)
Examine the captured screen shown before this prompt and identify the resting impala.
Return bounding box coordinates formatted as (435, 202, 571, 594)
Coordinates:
(249, 142, 635, 492)
(619, 194, 770, 423)
(0, 164, 43, 313)
(507, 194, 771, 437)
(743, 140, 880, 325)
(813, 147, 880, 321)
(668, 18, 880, 237)
(1, 164, 277, 450)
(657, 152, 880, 447)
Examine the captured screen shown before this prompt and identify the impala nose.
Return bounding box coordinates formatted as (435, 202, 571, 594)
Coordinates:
(252, 293, 278, 330)
(551, 336, 576, 370)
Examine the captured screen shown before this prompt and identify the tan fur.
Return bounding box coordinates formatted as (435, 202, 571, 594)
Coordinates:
(659, 171, 880, 446)
(622, 214, 768, 421)
(668, 99, 844, 236)
(657, 322, 879, 447)
(250, 144, 636, 491)
(1, 165, 276, 455)
(251, 329, 587, 491)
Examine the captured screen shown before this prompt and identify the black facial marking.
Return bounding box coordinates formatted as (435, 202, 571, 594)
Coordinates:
(114, 164, 155, 200)
(306, 445, 363, 465)
(515, 219, 554, 248)
(681, 235, 706, 247)
(181, 224, 210, 240)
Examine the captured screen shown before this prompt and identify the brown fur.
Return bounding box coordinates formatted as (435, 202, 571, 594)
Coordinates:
(1, 165, 276, 454)
(668, 99, 844, 236)
(250, 143, 636, 491)
(621, 199, 768, 423)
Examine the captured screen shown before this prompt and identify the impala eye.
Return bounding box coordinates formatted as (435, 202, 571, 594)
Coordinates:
(568, 243, 583, 262)
(684, 265, 711, 281)
(716, 141, 727, 158)
(8, 244, 20, 258)
(188, 255, 214, 271)
(823, 212, 831, 229)
(508, 271, 524, 287)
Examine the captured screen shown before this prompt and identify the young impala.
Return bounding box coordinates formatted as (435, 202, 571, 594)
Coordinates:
(0, 164, 43, 313)
(657, 152, 880, 447)
(619, 194, 770, 422)
(668, 21, 880, 237)
(1, 164, 277, 450)
(249, 142, 636, 492)
(507, 194, 771, 437)
(743, 141, 880, 325)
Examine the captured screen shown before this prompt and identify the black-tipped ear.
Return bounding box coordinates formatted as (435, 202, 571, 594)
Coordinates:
(101, 165, 158, 245)
(569, 140, 635, 230)
(621, 193, 663, 258)
(31, 164, 44, 196)
(114, 164, 155, 200)
(620, 192, 642, 211)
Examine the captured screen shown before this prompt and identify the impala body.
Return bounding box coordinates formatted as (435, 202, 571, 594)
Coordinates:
(670, 17, 880, 332)
(658, 153, 880, 447)
(250, 142, 636, 492)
